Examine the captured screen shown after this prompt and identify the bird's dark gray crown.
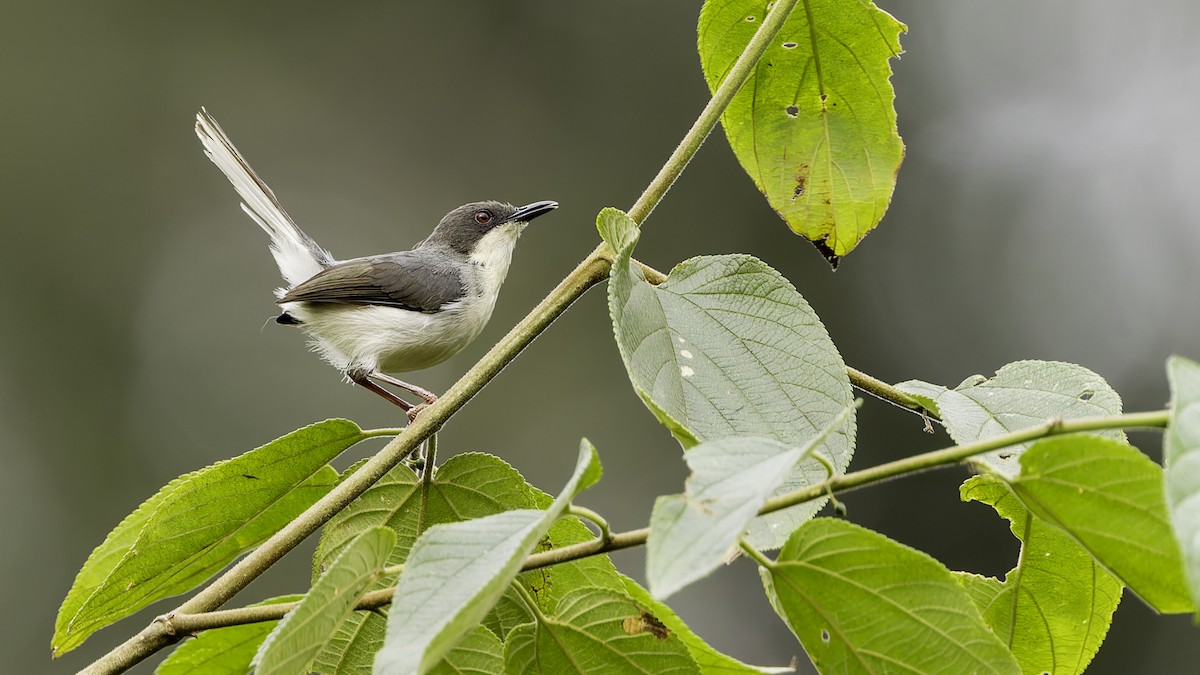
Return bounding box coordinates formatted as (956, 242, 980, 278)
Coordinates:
(417, 201, 518, 255)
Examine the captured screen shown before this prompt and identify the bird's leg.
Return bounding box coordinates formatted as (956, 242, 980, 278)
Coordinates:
(350, 374, 416, 414)
(369, 373, 439, 404)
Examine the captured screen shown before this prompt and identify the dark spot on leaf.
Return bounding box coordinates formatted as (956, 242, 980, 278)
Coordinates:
(821, 628, 831, 643)
(623, 610, 670, 640)
(820, 93, 828, 103)
(998, 452, 1015, 460)
(810, 237, 840, 270)
(783, 42, 797, 49)
(785, 105, 799, 118)
(745, 15, 755, 21)
(1078, 390, 1095, 401)
(242, 474, 259, 480)
(767, 61, 773, 67)
(792, 174, 806, 199)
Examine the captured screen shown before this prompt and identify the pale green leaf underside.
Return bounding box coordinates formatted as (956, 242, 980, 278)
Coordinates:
(1010, 436, 1192, 614)
(958, 475, 1120, 675)
(897, 360, 1123, 477)
(155, 595, 302, 675)
(504, 588, 699, 674)
(254, 527, 396, 674)
(648, 403, 855, 599)
(620, 575, 791, 674)
(375, 441, 602, 674)
(698, 0, 906, 259)
(603, 208, 855, 550)
(767, 518, 1020, 675)
(1165, 355, 1200, 613)
(54, 419, 363, 655)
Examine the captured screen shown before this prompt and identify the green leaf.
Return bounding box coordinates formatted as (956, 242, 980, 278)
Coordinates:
(606, 210, 855, 549)
(648, 402, 857, 599)
(253, 527, 395, 674)
(310, 453, 538, 673)
(427, 625, 504, 675)
(698, 0, 905, 262)
(958, 474, 1121, 674)
(53, 419, 364, 655)
(154, 595, 302, 675)
(504, 588, 699, 674)
(620, 575, 791, 674)
(897, 360, 1123, 476)
(597, 206, 640, 258)
(764, 518, 1019, 675)
(1165, 355, 1200, 613)
(527, 491, 629, 612)
(313, 452, 536, 576)
(1009, 435, 1192, 613)
(375, 440, 603, 674)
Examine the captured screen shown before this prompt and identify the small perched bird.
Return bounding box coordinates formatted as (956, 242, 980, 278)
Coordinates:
(194, 109, 557, 417)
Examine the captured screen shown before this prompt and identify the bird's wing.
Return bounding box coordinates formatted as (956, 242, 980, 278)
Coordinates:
(278, 253, 465, 312)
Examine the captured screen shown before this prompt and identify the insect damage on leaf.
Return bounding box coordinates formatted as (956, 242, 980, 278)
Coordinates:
(623, 610, 670, 640)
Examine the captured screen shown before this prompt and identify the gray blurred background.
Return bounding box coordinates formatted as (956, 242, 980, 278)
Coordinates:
(4, 1, 1198, 672)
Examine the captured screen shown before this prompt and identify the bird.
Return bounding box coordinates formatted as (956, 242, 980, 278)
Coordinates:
(194, 108, 557, 418)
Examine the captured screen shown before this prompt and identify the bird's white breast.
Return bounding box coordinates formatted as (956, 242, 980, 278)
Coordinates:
(283, 222, 525, 377)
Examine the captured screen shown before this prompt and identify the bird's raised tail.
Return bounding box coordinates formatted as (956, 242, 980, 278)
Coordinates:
(195, 108, 334, 290)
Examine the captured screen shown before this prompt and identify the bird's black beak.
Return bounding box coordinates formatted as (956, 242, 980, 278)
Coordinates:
(503, 200, 558, 224)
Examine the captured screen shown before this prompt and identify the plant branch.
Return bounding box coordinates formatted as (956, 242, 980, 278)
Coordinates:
(738, 538, 776, 569)
(845, 366, 939, 421)
(162, 410, 1168, 633)
(82, 4, 804, 671)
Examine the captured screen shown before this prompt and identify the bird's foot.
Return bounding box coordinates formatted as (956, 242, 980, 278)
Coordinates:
(406, 402, 431, 423)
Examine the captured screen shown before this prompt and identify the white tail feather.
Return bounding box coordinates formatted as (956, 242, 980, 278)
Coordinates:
(195, 108, 333, 288)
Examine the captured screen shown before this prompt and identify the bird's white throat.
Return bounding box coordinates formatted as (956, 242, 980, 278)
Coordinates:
(467, 222, 526, 299)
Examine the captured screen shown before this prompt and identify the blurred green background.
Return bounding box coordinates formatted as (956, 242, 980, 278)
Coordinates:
(5, 1, 1199, 672)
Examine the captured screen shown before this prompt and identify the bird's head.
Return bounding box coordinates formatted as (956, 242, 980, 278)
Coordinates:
(420, 200, 558, 258)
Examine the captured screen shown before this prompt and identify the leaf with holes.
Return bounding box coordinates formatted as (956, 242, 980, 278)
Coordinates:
(763, 518, 1019, 674)
(698, 0, 906, 263)
(504, 588, 699, 674)
(620, 575, 792, 674)
(600, 208, 855, 550)
(53, 420, 365, 656)
(897, 360, 1123, 476)
(957, 474, 1121, 674)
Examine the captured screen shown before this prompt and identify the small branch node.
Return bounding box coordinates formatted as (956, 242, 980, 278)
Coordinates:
(153, 613, 177, 636)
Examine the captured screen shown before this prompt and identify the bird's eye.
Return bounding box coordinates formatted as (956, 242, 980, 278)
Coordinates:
(474, 210, 493, 225)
